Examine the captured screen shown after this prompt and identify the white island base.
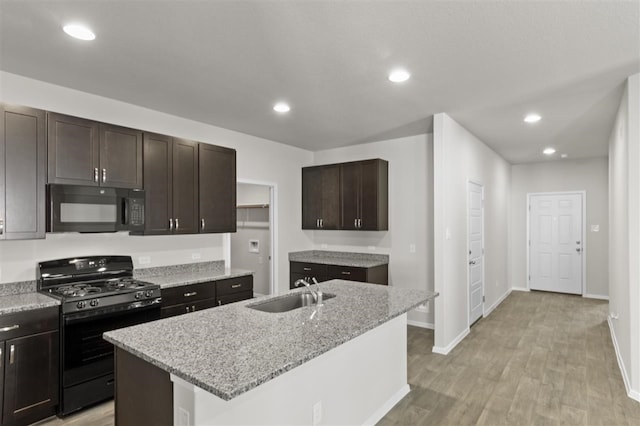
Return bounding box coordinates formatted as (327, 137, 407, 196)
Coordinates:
(171, 314, 409, 426)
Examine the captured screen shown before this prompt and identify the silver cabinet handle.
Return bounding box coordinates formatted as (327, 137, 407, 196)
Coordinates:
(218, 300, 222, 306)
(9, 345, 14, 365)
(185, 306, 190, 313)
(0, 218, 3, 235)
(359, 219, 362, 228)
(341, 271, 351, 275)
(231, 284, 242, 289)
(201, 218, 205, 230)
(102, 168, 107, 183)
(169, 218, 174, 230)
(354, 219, 358, 227)
(184, 292, 197, 297)
(316, 219, 319, 228)
(175, 218, 180, 230)
(0, 325, 19, 333)
(320, 219, 323, 228)
(94, 168, 99, 182)
(303, 267, 312, 271)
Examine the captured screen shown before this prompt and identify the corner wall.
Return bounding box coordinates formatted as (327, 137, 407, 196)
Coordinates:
(608, 73, 640, 401)
(0, 72, 314, 294)
(510, 158, 609, 297)
(433, 113, 511, 353)
(312, 134, 434, 327)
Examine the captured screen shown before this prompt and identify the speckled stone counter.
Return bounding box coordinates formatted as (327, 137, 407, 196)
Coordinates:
(104, 280, 436, 401)
(0, 292, 60, 315)
(289, 250, 389, 268)
(134, 261, 253, 289)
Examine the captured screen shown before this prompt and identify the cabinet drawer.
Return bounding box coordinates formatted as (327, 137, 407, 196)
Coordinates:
(290, 262, 327, 275)
(326, 265, 367, 282)
(216, 275, 253, 297)
(216, 291, 253, 306)
(161, 282, 216, 307)
(0, 306, 59, 340)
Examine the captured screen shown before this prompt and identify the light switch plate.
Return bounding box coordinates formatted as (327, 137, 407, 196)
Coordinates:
(591, 224, 600, 232)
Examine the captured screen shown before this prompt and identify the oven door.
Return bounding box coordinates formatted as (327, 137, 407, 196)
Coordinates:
(62, 299, 161, 388)
(47, 184, 128, 233)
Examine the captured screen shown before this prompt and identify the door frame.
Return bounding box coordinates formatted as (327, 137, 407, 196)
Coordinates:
(467, 179, 485, 326)
(226, 178, 278, 296)
(526, 191, 586, 295)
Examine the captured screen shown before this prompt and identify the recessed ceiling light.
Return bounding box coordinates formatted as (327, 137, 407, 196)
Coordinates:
(561, 154, 568, 159)
(543, 147, 556, 155)
(63, 24, 96, 41)
(273, 102, 290, 113)
(388, 69, 411, 83)
(524, 113, 541, 123)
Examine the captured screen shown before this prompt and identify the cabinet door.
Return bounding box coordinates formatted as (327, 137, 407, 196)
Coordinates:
(340, 162, 361, 230)
(0, 105, 46, 240)
(360, 159, 388, 230)
(47, 112, 100, 186)
(199, 144, 236, 233)
(3, 331, 59, 426)
(172, 138, 199, 234)
(302, 165, 340, 230)
(142, 133, 173, 234)
(99, 123, 143, 189)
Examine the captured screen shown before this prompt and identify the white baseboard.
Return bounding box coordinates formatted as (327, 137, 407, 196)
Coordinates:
(407, 319, 434, 329)
(583, 293, 609, 301)
(362, 384, 410, 426)
(607, 316, 640, 403)
(484, 289, 511, 317)
(511, 286, 530, 292)
(432, 327, 470, 355)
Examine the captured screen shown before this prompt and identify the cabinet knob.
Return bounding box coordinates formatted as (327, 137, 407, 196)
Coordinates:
(218, 300, 222, 306)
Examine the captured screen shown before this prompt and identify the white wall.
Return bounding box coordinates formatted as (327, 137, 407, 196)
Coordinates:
(608, 73, 640, 401)
(433, 113, 511, 353)
(511, 158, 609, 297)
(0, 72, 314, 291)
(312, 134, 434, 327)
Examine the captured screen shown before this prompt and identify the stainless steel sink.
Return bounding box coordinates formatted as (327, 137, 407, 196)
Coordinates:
(248, 292, 336, 313)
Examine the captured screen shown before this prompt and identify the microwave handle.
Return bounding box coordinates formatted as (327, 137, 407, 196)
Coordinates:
(122, 198, 129, 225)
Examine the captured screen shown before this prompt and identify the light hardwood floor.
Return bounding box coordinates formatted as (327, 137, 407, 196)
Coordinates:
(34, 291, 639, 425)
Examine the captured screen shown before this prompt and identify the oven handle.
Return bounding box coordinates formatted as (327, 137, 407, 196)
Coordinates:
(64, 298, 162, 325)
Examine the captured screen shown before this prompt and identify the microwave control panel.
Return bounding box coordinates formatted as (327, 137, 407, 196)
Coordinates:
(129, 199, 145, 226)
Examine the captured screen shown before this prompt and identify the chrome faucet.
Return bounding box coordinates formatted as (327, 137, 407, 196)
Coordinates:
(294, 278, 323, 305)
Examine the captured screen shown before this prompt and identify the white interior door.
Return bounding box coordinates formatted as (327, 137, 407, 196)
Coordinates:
(468, 182, 484, 326)
(529, 193, 583, 295)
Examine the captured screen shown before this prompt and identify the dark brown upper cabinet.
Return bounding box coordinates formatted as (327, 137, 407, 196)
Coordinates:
(302, 164, 341, 230)
(0, 104, 46, 240)
(140, 133, 198, 235)
(199, 144, 236, 233)
(302, 159, 388, 231)
(341, 159, 388, 231)
(47, 113, 142, 188)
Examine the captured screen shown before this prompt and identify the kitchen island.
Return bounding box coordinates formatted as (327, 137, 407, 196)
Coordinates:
(104, 281, 437, 425)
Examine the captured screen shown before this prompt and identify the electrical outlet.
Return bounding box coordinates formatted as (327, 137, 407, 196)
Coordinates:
(416, 303, 429, 313)
(191, 252, 201, 260)
(313, 401, 322, 426)
(138, 256, 151, 265)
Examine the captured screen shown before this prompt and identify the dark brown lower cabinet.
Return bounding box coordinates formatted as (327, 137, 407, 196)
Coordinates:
(290, 261, 388, 289)
(0, 307, 59, 426)
(115, 348, 172, 426)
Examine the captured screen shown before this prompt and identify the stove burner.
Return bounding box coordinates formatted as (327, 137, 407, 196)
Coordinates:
(57, 284, 103, 297)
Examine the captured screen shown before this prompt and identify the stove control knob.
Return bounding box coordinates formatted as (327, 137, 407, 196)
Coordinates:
(76, 301, 86, 309)
(90, 299, 99, 307)
(135, 292, 142, 299)
(145, 290, 153, 298)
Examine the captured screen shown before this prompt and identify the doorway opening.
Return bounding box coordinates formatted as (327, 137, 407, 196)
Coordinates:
(527, 191, 585, 295)
(230, 181, 277, 296)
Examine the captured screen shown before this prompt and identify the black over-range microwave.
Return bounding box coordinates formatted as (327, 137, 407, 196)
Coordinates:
(47, 184, 145, 233)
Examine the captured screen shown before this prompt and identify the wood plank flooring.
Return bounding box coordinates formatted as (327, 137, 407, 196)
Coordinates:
(34, 291, 639, 425)
(379, 290, 640, 425)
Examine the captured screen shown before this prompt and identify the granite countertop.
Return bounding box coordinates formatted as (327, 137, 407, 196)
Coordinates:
(134, 261, 253, 289)
(289, 250, 389, 268)
(0, 292, 60, 315)
(104, 280, 437, 401)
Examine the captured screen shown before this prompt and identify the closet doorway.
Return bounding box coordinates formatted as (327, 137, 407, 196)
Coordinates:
(230, 182, 275, 296)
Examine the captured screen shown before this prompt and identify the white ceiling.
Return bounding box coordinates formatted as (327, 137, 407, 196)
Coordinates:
(1, 1, 638, 164)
